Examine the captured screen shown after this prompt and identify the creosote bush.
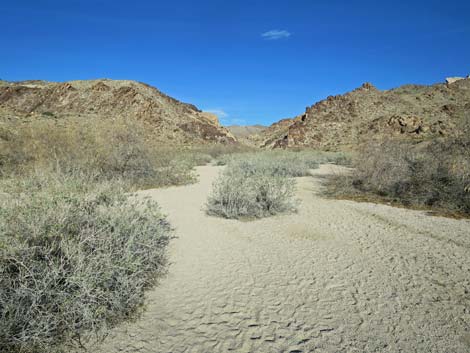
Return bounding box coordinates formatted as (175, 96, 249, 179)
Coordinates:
(326, 138, 470, 215)
(0, 172, 172, 352)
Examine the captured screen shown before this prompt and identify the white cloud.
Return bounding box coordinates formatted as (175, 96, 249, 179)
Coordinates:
(261, 29, 291, 40)
(204, 109, 228, 118)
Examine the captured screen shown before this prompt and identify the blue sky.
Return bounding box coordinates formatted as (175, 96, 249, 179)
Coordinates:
(1, 0, 470, 126)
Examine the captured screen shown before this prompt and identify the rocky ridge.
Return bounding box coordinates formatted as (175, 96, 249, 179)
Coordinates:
(251, 79, 470, 150)
(0, 79, 236, 145)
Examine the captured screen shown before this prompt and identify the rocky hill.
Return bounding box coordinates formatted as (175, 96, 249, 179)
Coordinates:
(0, 79, 236, 145)
(252, 79, 470, 150)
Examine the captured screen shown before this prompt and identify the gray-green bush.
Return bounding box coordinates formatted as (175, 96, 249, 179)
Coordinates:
(0, 173, 172, 352)
(206, 155, 303, 219)
(207, 150, 350, 219)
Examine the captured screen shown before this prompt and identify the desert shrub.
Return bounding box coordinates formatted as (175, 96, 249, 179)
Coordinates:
(0, 172, 172, 352)
(192, 144, 254, 159)
(207, 150, 350, 219)
(326, 138, 470, 215)
(330, 151, 353, 166)
(214, 150, 348, 174)
(0, 117, 195, 188)
(206, 157, 297, 219)
(179, 151, 213, 166)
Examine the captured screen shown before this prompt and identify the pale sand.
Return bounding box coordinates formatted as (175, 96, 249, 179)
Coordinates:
(91, 165, 470, 353)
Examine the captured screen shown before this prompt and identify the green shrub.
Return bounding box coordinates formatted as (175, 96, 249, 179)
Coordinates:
(0, 172, 172, 352)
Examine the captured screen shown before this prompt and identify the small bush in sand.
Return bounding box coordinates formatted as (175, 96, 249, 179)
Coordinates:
(206, 150, 350, 219)
(0, 172, 172, 353)
(326, 138, 470, 215)
(206, 157, 298, 219)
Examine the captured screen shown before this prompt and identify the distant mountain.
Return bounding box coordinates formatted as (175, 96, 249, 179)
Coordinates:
(254, 79, 470, 150)
(226, 125, 266, 139)
(0, 79, 236, 145)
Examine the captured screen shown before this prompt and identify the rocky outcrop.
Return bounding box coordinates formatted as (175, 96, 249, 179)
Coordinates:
(248, 117, 299, 147)
(254, 78, 470, 150)
(199, 112, 221, 127)
(446, 77, 466, 85)
(0, 79, 236, 145)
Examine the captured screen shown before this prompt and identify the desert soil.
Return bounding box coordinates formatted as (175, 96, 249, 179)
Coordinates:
(92, 165, 470, 353)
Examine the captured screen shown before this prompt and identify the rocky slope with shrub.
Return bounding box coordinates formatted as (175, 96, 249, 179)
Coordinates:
(251, 78, 470, 150)
(0, 79, 236, 145)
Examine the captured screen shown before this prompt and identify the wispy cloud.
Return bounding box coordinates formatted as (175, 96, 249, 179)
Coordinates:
(261, 29, 291, 40)
(204, 109, 228, 118)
